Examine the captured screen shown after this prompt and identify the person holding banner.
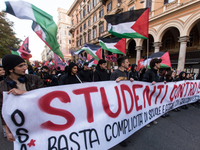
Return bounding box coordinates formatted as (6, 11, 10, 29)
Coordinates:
(142, 58, 163, 127)
(58, 62, 82, 85)
(110, 56, 134, 147)
(0, 54, 44, 141)
(79, 62, 92, 82)
(94, 59, 109, 82)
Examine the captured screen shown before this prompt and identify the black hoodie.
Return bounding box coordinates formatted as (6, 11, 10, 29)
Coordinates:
(58, 63, 82, 85)
(94, 65, 109, 81)
(128, 64, 139, 80)
(79, 69, 92, 82)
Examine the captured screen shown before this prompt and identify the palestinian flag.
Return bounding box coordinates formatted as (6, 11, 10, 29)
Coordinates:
(104, 8, 149, 39)
(8, 45, 32, 60)
(5, 1, 64, 61)
(74, 44, 102, 61)
(19, 37, 31, 53)
(137, 52, 171, 70)
(98, 37, 126, 55)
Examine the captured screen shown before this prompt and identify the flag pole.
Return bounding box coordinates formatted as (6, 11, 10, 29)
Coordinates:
(147, 38, 149, 65)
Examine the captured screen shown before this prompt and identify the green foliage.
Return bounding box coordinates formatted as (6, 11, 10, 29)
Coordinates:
(0, 11, 22, 58)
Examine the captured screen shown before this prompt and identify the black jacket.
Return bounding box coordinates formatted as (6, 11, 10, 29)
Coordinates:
(142, 68, 160, 83)
(176, 71, 186, 81)
(58, 62, 82, 85)
(94, 66, 109, 81)
(128, 64, 139, 80)
(79, 69, 92, 82)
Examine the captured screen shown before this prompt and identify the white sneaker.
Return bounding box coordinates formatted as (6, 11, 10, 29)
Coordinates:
(146, 124, 150, 127)
(153, 121, 158, 125)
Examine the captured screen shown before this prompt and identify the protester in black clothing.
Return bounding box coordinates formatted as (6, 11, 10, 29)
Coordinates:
(176, 71, 186, 81)
(128, 64, 139, 80)
(94, 59, 109, 82)
(50, 69, 58, 86)
(56, 66, 63, 76)
(40, 66, 51, 86)
(28, 65, 35, 75)
(79, 62, 92, 82)
(0, 66, 5, 82)
(58, 62, 82, 85)
(142, 58, 162, 127)
(139, 67, 146, 81)
(142, 58, 162, 84)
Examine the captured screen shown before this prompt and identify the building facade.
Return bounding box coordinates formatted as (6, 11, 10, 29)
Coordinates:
(57, 8, 72, 61)
(67, 0, 200, 73)
(41, 45, 54, 62)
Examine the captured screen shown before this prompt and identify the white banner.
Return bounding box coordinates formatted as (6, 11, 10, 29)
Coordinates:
(2, 80, 200, 150)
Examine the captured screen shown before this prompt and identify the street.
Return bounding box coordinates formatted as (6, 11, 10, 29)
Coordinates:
(1, 105, 200, 150)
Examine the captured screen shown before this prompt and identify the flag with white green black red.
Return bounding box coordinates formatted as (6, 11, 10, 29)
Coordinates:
(5, 1, 64, 61)
(137, 52, 171, 70)
(98, 37, 126, 55)
(104, 8, 149, 39)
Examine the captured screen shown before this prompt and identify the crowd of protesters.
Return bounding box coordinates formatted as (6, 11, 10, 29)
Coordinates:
(0, 54, 200, 147)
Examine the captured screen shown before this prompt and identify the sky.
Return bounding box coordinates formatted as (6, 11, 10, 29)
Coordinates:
(0, 0, 75, 61)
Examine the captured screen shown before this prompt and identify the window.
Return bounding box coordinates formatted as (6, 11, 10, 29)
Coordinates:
(72, 34, 74, 38)
(146, 0, 152, 12)
(84, 34, 86, 43)
(99, 9, 103, 18)
(107, 1, 112, 12)
(80, 26, 82, 32)
(93, 14, 97, 22)
(83, 8, 86, 17)
(72, 21, 74, 26)
(76, 40, 79, 47)
(99, 24, 104, 34)
(129, 6, 134, 11)
(93, 0, 97, 7)
(88, 19, 91, 26)
(77, 29, 79, 35)
(118, 0, 121, 2)
(80, 38, 82, 45)
(80, 12, 82, 20)
(76, 15, 78, 23)
(93, 29, 96, 39)
(84, 23, 86, 30)
(69, 40, 71, 44)
(68, 31, 71, 36)
(88, 2, 91, 12)
(88, 32, 91, 41)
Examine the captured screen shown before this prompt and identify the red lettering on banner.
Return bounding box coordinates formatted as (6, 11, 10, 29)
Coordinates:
(184, 82, 190, 97)
(132, 84, 143, 111)
(143, 85, 156, 108)
(73, 87, 98, 123)
(170, 84, 177, 102)
(120, 84, 134, 114)
(160, 85, 168, 104)
(38, 91, 75, 131)
(197, 82, 200, 93)
(100, 86, 121, 118)
(188, 82, 193, 96)
(155, 85, 164, 104)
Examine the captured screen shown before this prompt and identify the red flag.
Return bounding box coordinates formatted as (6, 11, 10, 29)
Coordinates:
(19, 37, 31, 53)
(136, 58, 145, 71)
(95, 47, 102, 59)
(87, 54, 93, 61)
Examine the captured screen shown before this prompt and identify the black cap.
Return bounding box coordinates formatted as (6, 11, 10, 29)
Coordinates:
(2, 54, 25, 72)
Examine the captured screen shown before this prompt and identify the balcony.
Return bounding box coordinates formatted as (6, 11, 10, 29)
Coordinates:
(69, 26, 75, 34)
(100, 0, 108, 5)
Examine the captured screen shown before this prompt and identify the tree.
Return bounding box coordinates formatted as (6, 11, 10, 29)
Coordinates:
(0, 11, 21, 58)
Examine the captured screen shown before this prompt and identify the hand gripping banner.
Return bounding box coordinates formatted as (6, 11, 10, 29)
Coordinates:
(2, 80, 200, 150)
